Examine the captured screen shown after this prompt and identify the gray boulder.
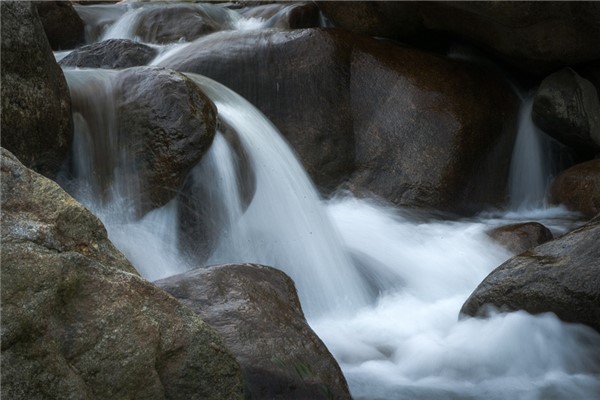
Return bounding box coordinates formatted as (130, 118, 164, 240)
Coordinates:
(461, 219, 600, 333)
(487, 222, 554, 255)
(1, 148, 246, 400)
(155, 263, 352, 400)
(532, 68, 600, 156)
(549, 159, 600, 218)
(36, 0, 85, 50)
(60, 39, 157, 69)
(1, 1, 73, 178)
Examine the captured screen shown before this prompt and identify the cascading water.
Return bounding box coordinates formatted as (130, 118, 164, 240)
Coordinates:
(59, 4, 600, 399)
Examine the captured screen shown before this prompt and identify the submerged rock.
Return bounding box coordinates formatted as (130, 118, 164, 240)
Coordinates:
(1, 148, 246, 400)
(549, 159, 600, 218)
(1, 1, 73, 178)
(532, 68, 600, 156)
(60, 39, 157, 69)
(36, 0, 85, 50)
(155, 264, 352, 400)
(487, 222, 553, 255)
(461, 219, 600, 333)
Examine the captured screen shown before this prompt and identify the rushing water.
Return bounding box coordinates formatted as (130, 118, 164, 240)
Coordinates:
(59, 4, 600, 399)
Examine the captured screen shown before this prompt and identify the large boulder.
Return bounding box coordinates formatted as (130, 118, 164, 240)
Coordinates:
(461, 219, 600, 333)
(532, 68, 600, 156)
(318, 1, 600, 75)
(60, 39, 157, 69)
(348, 33, 518, 213)
(67, 66, 217, 215)
(1, 148, 246, 400)
(160, 28, 518, 213)
(155, 264, 352, 400)
(549, 159, 600, 218)
(1, 1, 73, 178)
(132, 4, 234, 44)
(36, 1, 85, 50)
(159, 28, 355, 191)
(487, 222, 553, 255)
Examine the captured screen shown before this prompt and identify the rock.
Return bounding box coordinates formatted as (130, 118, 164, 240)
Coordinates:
(549, 159, 600, 218)
(160, 28, 518, 212)
(318, 1, 600, 75)
(349, 32, 519, 213)
(1, 148, 246, 400)
(159, 28, 355, 192)
(487, 222, 553, 254)
(59, 39, 157, 69)
(36, 1, 85, 50)
(133, 4, 233, 44)
(155, 264, 352, 400)
(241, 2, 321, 29)
(67, 66, 217, 215)
(1, 1, 73, 178)
(532, 68, 600, 156)
(461, 219, 600, 333)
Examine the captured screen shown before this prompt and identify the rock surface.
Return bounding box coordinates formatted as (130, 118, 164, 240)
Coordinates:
(487, 222, 553, 255)
(36, 0, 85, 50)
(1, 1, 73, 178)
(160, 28, 518, 213)
(241, 2, 321, 29)
(155, 264, 352, 400)
(60, 39, 157, 69)
(549, 159, 600, 218)
(1, 148, 246, 400)
(532, 68, 600, 156)
(461, 219, 600, 333)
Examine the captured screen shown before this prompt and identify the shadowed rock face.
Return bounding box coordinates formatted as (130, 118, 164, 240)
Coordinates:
(461, 219, 600, 333)
(549, 159, 600, 218)
(487, 222, 554, 255)
(60, 39, 157, 69)
(155, 264, 352, 400)
(160, 28, 518, 213)
(1, 1, 73, 178)
(36, 1, 85, 50)
(1, 148, 246, 400)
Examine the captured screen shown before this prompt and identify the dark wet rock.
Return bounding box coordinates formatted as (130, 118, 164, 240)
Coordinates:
(160, 28, 518, 213)
(133, 4, 233, 44)
(348, 33, 519, 214)
(68, 66, 217, 216)
(532, 68, 600, 156)
(59, 39, 157, 69)
(1, 1, 73, 178)
(487, 222, 554, 254)
(1, 148, 246, 400)
(155, 263, 352, 400)
(318, 1, 600, 75)
(241, 2, 321, 29)
(461, 219, 600, 333)
(549, 159, 600, 218)
(36, 1, 85, 50)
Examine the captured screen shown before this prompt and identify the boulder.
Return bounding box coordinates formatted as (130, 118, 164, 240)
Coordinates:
(60, 39, 157, 69)
(36, 1, 85, 50)
(461, 219, 600, 333)
(318, 1, 600, 75)
(348, 33, 519, 213)
(155, 264, 352, 400)
(532, 68, 600, 156)
(1, 1, 73, 178)
(1, 148, 246, 400)
(487, 222, 553, 254)
(133, 4, 233, 44)
(159, 28, 355, 192)
(549, 159, 600, 218)
(160, 28, 518, 213)
(67, 66, 217, 215)
(240, 2, 321, 29)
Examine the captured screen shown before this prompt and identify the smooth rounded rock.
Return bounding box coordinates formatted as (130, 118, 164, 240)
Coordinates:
(549, 159, 600, 218)
(59, 39, 157, 69)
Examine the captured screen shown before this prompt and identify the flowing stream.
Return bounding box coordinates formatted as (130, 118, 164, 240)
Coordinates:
(60, 4, 600, 399)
